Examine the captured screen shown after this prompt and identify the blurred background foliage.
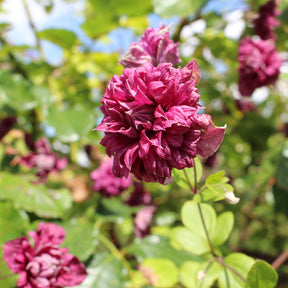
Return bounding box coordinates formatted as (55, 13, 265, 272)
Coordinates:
(0, 0, 288, 287)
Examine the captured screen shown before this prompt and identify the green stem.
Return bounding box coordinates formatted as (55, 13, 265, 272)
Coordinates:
(183, 158, 216, 257)
(98, 233, 132, 275)
(183, 168, 194, 192)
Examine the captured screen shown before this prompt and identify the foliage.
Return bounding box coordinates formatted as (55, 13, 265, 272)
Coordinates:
(0, 0, 288, 287)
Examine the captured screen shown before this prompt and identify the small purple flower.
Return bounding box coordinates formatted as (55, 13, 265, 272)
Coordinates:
(0, 116, 17, 141)
(238, 36, 282, 96)
(125, 181, 152, 206)
(20, 137, 68, 183)
(96, 60, 225, 184)
(90, 158, 132, 197)
(253, 0, 280, 41)
(119, 25, 181, 68)
(134, 206, 156, 238)
(2, 222, 87, 288)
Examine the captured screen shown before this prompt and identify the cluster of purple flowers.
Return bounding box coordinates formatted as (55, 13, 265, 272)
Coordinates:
(91, 24, 226, 238)
(3, 222, 87, 288)
(20, 137, 67, 183)
(238, 0, 282, 98)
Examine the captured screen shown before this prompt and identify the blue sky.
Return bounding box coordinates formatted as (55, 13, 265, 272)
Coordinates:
(0, 0, 247, 65)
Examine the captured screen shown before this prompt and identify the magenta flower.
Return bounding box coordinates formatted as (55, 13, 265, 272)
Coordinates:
(134, 206, 156, 238)
(90, 158, 132, 197)
(0, 116, 17, 141)
(119, 25, 181, 68)
(96, 60, 225, 184)
(2, 222, 87, 288)
(20, 137, 68, 183)
(238, 37, 282, 96)
(125, 181, 152, 206)
(253, 0, 280, 41)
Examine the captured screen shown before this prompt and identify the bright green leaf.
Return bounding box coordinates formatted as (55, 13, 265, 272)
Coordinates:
(38, 29, 77, 49)
(45, 107, 93, 142)
(181, 201, 217, 239)
(125, 235, 202, 267)
(218, 253, 255, 288)
(180, 261, 222, 288)
(245, 260, 278, 288)
(61, 219, 98, 262)
(170, 227, 210, 255)
(212, 212, 234, 246)
(0, 173, 72, 218)
(153, 0, 207, 18)
(75, 252, 128, 288)
(0, 202, 29, 245)
(172, 157, 203, 190)
(141, 258, 178, 288)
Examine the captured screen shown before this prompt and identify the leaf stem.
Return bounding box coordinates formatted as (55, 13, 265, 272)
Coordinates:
(22, 0, 45, 60)
(183, 168, 194, 193)
(97, 233, 132, 275)
(216, 257, 246, 283)
(272, 248, 288, 270)
(197, 202, 217, 257)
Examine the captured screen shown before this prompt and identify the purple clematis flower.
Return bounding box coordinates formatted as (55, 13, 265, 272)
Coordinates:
(90, 158, 132, 197)
(20, 137, 67, 183)
(2, 222, 87, 288)
(119, 25, 181, 68)
(238, 36, 282, 96)
(253, 0, 280, 41)
(96, 60, 226, 184)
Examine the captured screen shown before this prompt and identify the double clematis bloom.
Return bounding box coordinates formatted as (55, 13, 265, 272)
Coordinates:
(2, 222, 87, 288)
(90, 158, 132, 196)
(253, 0, 280, 41)
(119, 25, 181, 68)
(238, 36, 282, 96)
(20, 137, 67, 183)
(96, 60, 226, 184)
(134, 206, 156, 238)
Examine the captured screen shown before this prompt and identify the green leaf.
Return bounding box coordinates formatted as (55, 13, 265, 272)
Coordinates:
(61, 219, 98, 262)
(0, 249, 19, 288)
(45, 106, 93, 142)
(218, 253, 255, 288)
(181, 201, 217, 239)
(0, 71, 38, 111)
(180, 261, 222, 288)
(125, 235, 202, 267)
(0, 202, 29, 245)
(172, 157, 203, 190)
(75, 252, 128, 288)
(195, 171, 233, 203)
(153, 0, 207, 18)
(38, 28, 77, 49)
(141, 258, 178, 288)
(211, 212, 234, 246)
(0, 173, 72, 218)
(245, 260, 278, 288)
(170, 226, 210, 255)
(206, 171, 228, 184)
